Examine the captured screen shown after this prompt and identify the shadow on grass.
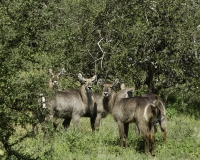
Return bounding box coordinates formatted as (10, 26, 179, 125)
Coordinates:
(104, 138, 119, 146)
(103, 136, 165, 155)
(103, 136, 146, 154)
(128, 138, 145, 154)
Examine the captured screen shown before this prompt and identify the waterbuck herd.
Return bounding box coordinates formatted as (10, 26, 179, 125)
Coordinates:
(38, 69, 167, 156)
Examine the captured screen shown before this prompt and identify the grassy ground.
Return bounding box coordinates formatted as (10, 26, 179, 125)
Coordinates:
(3, 108, 200, 160)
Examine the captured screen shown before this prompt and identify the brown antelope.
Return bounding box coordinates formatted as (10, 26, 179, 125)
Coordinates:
(100, 79, 159, 155)
(42, 73, 98, 134)
(142, 93, 167, 144)
(120, 83, 167, 145)
(62, 78, 108, 131)
(40, 68, 66, 108)
(33, 68, 66, 134)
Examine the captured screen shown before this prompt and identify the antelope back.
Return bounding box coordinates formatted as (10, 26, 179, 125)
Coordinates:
(142, 93, 166, 116)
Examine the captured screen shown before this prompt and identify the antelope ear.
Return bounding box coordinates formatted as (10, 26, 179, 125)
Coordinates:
(110, 78, 119, 88)
(120, 83, 126, 90)
(58, 68, 66, 77)
(49, 69, 54, 77)
(114, 78, 119, 86)
(91, 75, 97, 82)
(61, 68, 66, 74)
(97, 78, 104, 86)
(78, 73, 85, 82)
(62, 68, 66, 71)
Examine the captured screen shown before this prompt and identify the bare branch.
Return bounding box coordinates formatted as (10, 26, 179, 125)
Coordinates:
(88, 50, 95, 60)
(97, 38, 106, 70)
(144, 9, 149, 26)
(94, 57, 103, 62)
(98, 38, 105, 53)
(193, 33, 199, 60)
(87, 38, 106, 74)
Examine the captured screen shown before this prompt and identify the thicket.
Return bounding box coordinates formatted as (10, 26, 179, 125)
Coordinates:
(0, 0, 200, 159)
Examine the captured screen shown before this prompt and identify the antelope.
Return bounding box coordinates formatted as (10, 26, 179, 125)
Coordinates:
(100, 79, 159, 155)
(142, 93, 167, 144)
(40, 68, 66, 108)
(33, 68, 66, 134)
(62, 92, 107, 131)
(42, 73, 98, 134)
(120, 83, 167, 145)
(62, 78, 108, 131)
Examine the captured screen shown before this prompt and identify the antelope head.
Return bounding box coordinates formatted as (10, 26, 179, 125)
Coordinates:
(119, 82, 135, 98)
(78, 73, 97, 94)
(49, 68, 66, 89)
(99, 78, 119, 98)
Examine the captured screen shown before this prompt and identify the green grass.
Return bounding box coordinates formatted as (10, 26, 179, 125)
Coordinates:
(3, 109, 200, 160)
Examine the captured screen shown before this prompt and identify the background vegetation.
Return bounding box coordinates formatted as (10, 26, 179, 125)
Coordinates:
(0, 0, 200, 159)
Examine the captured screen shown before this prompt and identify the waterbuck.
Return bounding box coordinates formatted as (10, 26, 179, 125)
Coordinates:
(62, 77, 108, 131)
(142, 93, 167, 144)
(40, 68, 66, 108)
(32, 68, 66, 134)
(42, 73, 97, 134)
(120, 83, 167, 144)
(101, 79, 159, 155)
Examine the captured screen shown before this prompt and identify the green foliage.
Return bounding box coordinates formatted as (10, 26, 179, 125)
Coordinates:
(4, 114, 200, 160)
(0, 0, 200, 158)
